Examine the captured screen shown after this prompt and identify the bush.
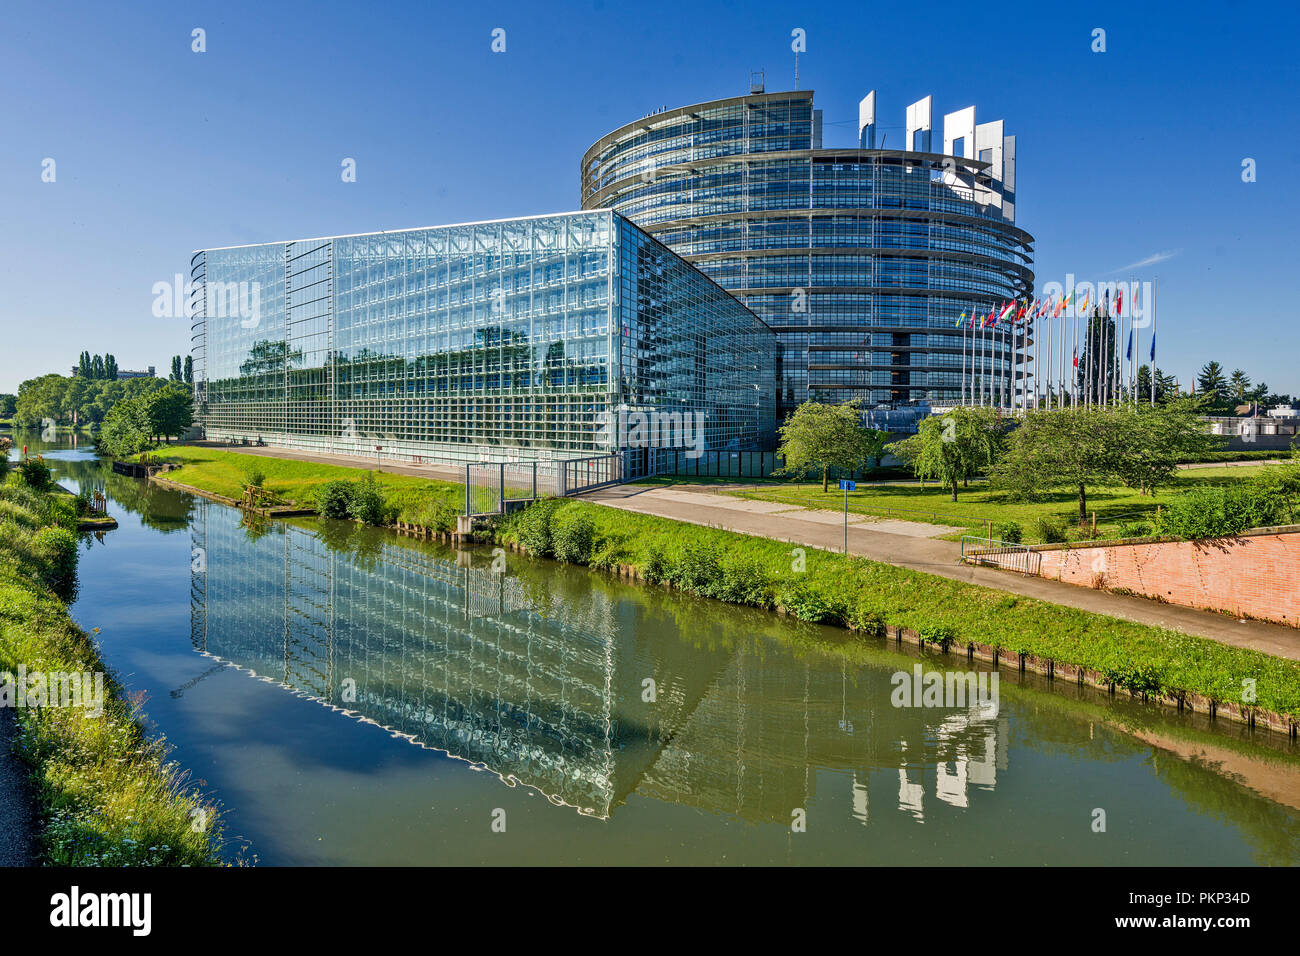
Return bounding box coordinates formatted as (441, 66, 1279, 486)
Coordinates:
(778, 580, 841, 623)
(992, 520, 1022, 544)
(847, 596, 886, 637)
(17, 456, 53, 491)
(1117, 520, 1151, 539)
(40, 495, 79, 532)
(315, 480, 355, 519)
(643, 545, 669, 583)
(1035, 516, 1068, 544)
(347, 472, 387, 526)
(413, 498, 459, 533)
(551, 509, 596, 564)
(33, 525, 79, 596)
(511, 498, 563, 556)
(241, 464, 266, 489)
(1154, 484, 1279, 540)
(919, 623, 957, 650)
(715, 556, 771, 607)
(669, 542, 723, 597)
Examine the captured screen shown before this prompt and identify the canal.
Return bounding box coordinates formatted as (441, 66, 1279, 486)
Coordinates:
(17, 433, 1300, 865)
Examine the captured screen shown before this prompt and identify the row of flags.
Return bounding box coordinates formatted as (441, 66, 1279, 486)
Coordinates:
(954, 286, 1138, 330)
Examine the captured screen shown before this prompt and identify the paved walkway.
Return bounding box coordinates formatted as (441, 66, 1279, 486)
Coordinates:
(581, 482, 1300, 661)
(0, 709, 35, 866)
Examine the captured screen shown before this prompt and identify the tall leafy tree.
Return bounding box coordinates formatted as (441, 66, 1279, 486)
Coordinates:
(991, 407, 1123, 521)
(170, 355, 183, 381)
(104, 354, 118, 381)
(776, 400, 886, 492)
(90, 354, 105, 380)
(889, 406, 1003, 501)
(77, 352, 91, 377)
(146, 384, 194, 442)
(183, 355, 194, 385)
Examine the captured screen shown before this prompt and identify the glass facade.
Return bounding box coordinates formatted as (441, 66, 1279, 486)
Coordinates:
(192, 211, 776, 472)
(581, 90, 1035, 418)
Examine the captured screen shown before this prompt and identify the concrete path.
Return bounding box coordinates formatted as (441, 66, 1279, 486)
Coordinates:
(0, 709, 36, 866)
(582, 482, 1300, 662)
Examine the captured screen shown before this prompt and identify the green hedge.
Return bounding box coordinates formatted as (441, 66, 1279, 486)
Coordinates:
(495, 498, 1300, 715)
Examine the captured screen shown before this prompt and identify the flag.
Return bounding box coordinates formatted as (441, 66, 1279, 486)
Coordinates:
(956, 312, 966, 328)
(1126, 330, 1133, 360)
(1149, 330, 1156, 361)
(1072, 347, 1078, 368)
(1116, 288, 1124, 316)
(1079, 291, 1090, 313)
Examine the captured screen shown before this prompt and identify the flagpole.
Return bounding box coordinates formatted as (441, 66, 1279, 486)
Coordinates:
(1151, 277, 1158, 406)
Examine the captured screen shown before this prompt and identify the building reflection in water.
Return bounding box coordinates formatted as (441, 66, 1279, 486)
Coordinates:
(189, 499, 1006, 822)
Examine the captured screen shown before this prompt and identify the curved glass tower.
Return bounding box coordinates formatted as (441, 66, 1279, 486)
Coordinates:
(581, 87, 1035, 420)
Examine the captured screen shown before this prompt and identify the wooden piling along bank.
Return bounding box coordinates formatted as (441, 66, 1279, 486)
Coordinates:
(502, 541, 1300, 740)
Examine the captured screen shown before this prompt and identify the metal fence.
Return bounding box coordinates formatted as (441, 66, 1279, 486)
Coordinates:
(651, 449, 897, 482)
(463, 454, 624, 515)
(960, 536, 1041, 576)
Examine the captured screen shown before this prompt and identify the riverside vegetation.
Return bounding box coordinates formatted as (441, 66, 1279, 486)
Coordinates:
(0, 452, 222, 865)
(493, 497, 1300, 717)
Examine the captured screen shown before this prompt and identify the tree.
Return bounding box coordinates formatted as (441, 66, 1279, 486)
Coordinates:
(776, 400, 885, 492)
(889, 406, 1003, 501)
(77, 352, 91, 378)
(1228, 368, 1251, 404)
(183, 355, 194, 385)
(1077, 308, 1117, 404)
(0, 393, 15, 418)
(1109, 400, 1223, 495)
(145, 385, 194, 442)
(104, 354, 118, 381)
(1197, 361, 1228, 409)
(170, 355, 183, 381)
(990, 407, 1124, 522)
(96, 397, 153, 457)
(91, 354, 105, 380)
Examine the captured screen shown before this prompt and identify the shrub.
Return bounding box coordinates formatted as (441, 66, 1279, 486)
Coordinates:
(992, 520, 1022, 544)
(17, 456, 53, 491)
(715, 556, 771, 607)
(589, 535, 631, 572)
(40, 495, 79, 532)
(1154, 484, 1279, 540)
(241, 464, 266, 489)
(669, 542, 723, 596)
(1035, 516, 1068, 544)
(74, 487, 94, 516)
(511, 497, 563, 556)
(778, 580, 841, 623)
(1117, 520, 1151, 539)
(847, 596, 886, 637)
(347, 473, 388, 526)
(919, 623, 957, 650)
(315, 480, 355, 519)
(642, 545, 669, 583)
(33, 525, 79, 596)
(413, 498, 459, 533)
(551, 509, 596, 564)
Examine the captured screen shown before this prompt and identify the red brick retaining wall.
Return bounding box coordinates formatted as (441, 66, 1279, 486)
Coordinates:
(1028, 527, 1300, 627)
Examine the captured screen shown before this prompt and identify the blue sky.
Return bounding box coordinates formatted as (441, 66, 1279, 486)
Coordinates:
(2, 0, 1297, 395)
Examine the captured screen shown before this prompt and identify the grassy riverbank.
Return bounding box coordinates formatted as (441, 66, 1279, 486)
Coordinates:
(135, 447, 462, 528)
(0, 474, 223, 865)
(494, 498, 1300, 717)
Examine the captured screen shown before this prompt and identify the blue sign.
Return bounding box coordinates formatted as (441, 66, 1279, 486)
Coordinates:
(839, 480, 856, 491)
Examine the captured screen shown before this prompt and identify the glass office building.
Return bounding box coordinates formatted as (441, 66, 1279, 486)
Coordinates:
(191, 211, 776, 473)
(581, 87, 1035, 419)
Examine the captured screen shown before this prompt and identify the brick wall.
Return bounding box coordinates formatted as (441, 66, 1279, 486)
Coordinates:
(1029, 527, 1300, 627)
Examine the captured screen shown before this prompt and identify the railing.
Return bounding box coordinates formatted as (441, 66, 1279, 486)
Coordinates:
(960, 536, 1040, 576)
(463, 454, 623, 515)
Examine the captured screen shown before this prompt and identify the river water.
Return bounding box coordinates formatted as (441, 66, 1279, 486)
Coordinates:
(15, 432, 1300, 865)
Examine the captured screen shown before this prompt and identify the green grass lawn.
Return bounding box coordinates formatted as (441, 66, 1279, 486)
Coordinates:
(722, 464, 1281, 542)
(137, 447, 462, 523)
